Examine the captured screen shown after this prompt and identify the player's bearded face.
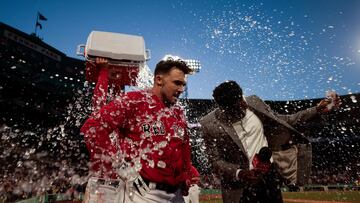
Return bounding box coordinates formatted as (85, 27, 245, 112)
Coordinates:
(160, 68, 186, 105)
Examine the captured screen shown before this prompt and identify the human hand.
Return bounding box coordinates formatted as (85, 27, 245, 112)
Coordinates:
(95, 57, 109, 66)
(316, 90, 341, 113)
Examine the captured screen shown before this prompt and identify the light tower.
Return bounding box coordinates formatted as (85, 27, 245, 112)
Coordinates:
(183, 59, 202, 98)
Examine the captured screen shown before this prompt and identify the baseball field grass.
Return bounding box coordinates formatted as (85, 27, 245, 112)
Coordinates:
(198, 191, 360, 203)
(282, 191, 360, 203)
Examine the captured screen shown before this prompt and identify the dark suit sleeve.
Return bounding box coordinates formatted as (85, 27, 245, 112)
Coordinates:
(275, 106, 318, 126)
(201, 124, 241, 181)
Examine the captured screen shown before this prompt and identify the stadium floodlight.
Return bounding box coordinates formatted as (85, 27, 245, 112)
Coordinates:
(183, 59, 201, 74)
(162, 54, 202, 74)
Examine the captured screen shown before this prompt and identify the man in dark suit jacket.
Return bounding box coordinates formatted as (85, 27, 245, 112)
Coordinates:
(200, 81, 340, 203)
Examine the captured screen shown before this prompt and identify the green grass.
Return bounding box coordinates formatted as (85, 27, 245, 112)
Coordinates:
(283, 191, 360, 203)
(198, 191, 360, 203)
(7, 190, 360, 203)
(200, 200, 223, 203)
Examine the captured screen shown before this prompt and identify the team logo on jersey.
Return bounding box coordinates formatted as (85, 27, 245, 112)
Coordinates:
(142, 121, 165, 136)
(152, 121, 165, 135)
(142, 123, 152, 137)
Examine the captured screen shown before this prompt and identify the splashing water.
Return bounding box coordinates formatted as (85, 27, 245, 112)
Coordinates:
(0, 62, 152, 198)
(198, 2, 358, 99)
(131, 64, 154, 91)
(2, 2, 359, 201)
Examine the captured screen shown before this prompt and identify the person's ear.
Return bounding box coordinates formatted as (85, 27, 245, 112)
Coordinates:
(155, 75, 163, 86)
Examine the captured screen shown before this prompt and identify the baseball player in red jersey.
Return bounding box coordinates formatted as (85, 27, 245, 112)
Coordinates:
(81, 57, 193, 203)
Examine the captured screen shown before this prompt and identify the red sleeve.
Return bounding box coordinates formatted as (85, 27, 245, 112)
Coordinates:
(80, 98, 127, 177)
(191, 165, 200, 178)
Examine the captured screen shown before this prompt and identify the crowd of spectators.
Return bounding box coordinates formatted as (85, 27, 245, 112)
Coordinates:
(309, 166, 359, 185)
(0, 158, 87, 202)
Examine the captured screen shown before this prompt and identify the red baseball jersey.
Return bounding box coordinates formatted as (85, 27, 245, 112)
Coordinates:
(81, 90, 191, 186)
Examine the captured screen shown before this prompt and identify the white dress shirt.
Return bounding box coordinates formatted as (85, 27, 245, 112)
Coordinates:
(233, 109, 269, 178)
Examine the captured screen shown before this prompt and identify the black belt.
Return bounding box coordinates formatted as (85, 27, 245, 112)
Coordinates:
(138, 176, 180, 194)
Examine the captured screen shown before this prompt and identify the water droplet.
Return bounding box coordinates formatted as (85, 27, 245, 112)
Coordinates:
(350, 95, 357, 103)
(148, 160, 154, 168)
(157, 161, 166, 168)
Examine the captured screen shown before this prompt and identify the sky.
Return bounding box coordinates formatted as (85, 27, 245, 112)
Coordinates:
(1, 0, 360, 100)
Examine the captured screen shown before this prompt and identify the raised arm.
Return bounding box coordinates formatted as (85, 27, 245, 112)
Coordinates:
(276, 93, 341, 125)
(275, 106, 318, 126)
